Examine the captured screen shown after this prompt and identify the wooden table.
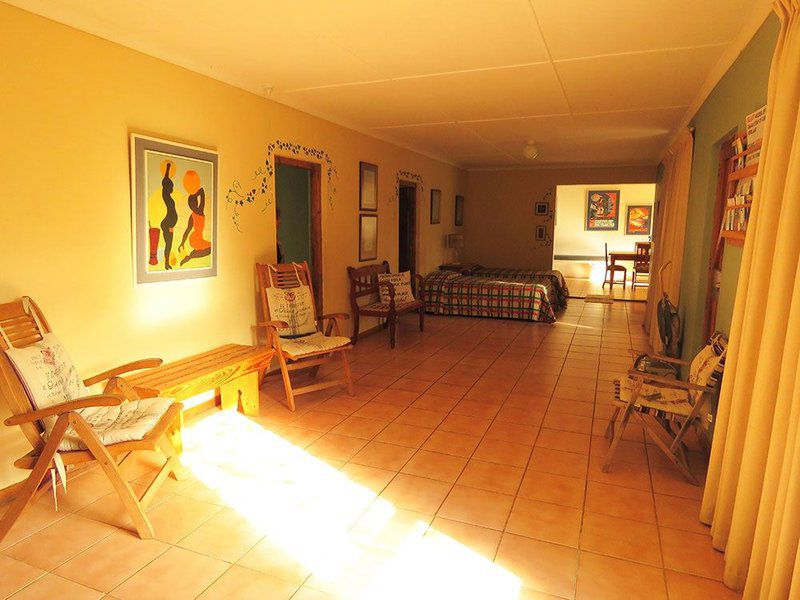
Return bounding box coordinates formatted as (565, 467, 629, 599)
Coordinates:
(127, 344, 274, 418)
(608, 251, 639, 288)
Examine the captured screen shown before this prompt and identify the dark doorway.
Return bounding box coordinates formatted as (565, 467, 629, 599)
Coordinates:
(398, 182, 416, 276)
(275, 156, 323, 310)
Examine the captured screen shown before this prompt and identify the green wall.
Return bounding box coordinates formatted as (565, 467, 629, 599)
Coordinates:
(276, 163, 311, 265)
(679, 15, 779, 362)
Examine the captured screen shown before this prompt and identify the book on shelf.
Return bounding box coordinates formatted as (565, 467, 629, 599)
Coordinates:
(746, 105, 767, 146)
(745, 148, 761, 167)
(732, 137, 746, 170)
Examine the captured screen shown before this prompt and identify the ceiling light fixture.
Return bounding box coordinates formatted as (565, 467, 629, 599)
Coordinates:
(523, 142, 539, 160)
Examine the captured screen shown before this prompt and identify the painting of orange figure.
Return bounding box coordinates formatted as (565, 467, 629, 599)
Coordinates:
(131, 135, 218, 283)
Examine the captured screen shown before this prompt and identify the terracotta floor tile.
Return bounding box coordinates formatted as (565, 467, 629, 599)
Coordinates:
(0, 554, 45, 598)
(528, 446, 589, 479)
(495, 405, 545, 426)
(438, 414, 492, 436)
(542, 412, 593, 435)
(353, 401, 405, 421)
(654, 494, 709, 535)
(576, 551, 667, 600)
(456, 459, 524, 495)
(587, 453, 652, 491)
(177, 508, 263, 562)
(197, 564, 298, 599)
(380, 473, 452, 513)
(388, 378, 431, 394)
(580, 512, 662, 566)
(438, 485, 514, 530)
(290, 410, 347, 433)
(484, 421, 539, 445)
(316, 396, 367, 416)
(339, 463, 396, 494)
(274, 426, 324, 448)
(422, 430, 481, 457)
(411, 392, 460, 412)
(589, 436, 648, 465)
(113, 546, 229, 599)
(536, 429, 591, 454)
(651, 467, 705, 500)
(54, 529, 169, 592)
(495, 533, 578, 598)
(0, 503, 65, 551)
(660, 528, 724, 580)
(401, 450, 468, 482)
(329, 416, 388, 440)
(473, 438, 532, 468)
(5, 512, 116, 571)
(395, 407, 448, 428)
(145, 495, 222, 544)
(306, 432, 368, 462)
(350, 440, 417, 471)
(518, 470, 586, 509)
(427, 517, 502, 560)
(350, 506, 433, 551)
(374, 422, 433, 448)
(584, 481, 656, 523)
(426, 382, 469, 399)
(9, 573, 103, 600)
(237, 537, 311, 583)
(664, 570, 741, 600)
(506, 497, 582, 547)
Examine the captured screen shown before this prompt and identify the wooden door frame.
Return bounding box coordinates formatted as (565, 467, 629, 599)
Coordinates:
(398, 180, 418, 279)
(275, 155, 323, 311)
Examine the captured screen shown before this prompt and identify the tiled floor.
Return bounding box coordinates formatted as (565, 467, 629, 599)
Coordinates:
(0, 302, 738, 599)
(564, 277, 648, 302)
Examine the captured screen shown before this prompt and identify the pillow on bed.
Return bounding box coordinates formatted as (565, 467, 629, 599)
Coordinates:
(460, 263, 483, 276)
(378, 271, 416, 304)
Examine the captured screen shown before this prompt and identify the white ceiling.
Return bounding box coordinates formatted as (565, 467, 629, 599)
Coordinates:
(8, 0, 772, 169)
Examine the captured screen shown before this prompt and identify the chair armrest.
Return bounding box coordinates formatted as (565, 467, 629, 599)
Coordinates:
(318, 313, 350, 322)
(83, 358, 163, 387)
(254, 320, 290, 330)
(645, 353, 690, 365)
(5, 394, 125, 426)
(627, 370, 713, 393)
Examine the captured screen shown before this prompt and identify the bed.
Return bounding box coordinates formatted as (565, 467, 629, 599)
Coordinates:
(422, 270, 557, 323)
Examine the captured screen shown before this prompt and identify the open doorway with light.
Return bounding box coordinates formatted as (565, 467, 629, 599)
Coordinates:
(398, 181, 417, 277)
(275, 156, 323, 310)
(552, 183, 656, 301)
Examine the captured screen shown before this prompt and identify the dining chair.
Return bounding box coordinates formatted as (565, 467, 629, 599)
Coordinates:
(603, 243, 627, 288)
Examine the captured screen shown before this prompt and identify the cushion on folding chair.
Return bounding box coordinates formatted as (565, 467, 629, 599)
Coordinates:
(59, 397, 176, 451)
(280, 331, 351, 359)
(616, 377, 693, 418)
(265, 284, 318, 338)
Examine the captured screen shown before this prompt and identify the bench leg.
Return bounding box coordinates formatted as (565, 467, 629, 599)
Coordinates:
(220, 371, 260, 417)
(388, 315, 397, 349)
(419, 307, 424, 332)
(352, 312, 360, 343)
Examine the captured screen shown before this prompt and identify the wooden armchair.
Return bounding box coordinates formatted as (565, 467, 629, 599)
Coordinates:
(347, 261, 425, 349)
(255, 262, 354, 411)
(0, 297, 184, 544)
(603, 333, 727, 484)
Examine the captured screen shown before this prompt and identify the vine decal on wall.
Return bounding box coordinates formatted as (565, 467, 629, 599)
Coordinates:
(390, 170, 425, 203)
(534, 186, 555, 248)
(225, 140, 338, 231)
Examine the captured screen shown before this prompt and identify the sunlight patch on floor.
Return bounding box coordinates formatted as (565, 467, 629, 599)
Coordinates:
(181, 410, 523, 599)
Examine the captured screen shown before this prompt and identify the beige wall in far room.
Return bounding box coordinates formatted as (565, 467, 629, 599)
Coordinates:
(463, 166, 657, 270)
(553, 183, 656, 278)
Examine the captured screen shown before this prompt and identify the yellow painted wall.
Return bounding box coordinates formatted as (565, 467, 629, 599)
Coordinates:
(463, 167, 657, 270)
(553, 183, 655, 278)
(0, 3, 464, 488)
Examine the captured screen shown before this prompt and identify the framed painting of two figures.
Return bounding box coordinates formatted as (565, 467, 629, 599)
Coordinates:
(131, 134, 218, 284)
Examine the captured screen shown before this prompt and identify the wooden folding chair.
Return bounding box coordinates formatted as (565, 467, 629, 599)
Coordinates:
(255, 262, 354, 411)
(0, 297, 185, 543)
(603, 333, 727, 485)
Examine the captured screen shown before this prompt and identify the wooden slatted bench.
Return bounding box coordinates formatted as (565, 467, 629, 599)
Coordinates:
(126, 344, 274, 419)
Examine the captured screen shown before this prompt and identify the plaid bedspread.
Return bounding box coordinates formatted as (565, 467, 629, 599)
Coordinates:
(471, 268, 569, 311)
(423, 272, 556, 323)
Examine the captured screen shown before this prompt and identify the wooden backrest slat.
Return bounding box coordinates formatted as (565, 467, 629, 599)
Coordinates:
(347, 261, 390, 306)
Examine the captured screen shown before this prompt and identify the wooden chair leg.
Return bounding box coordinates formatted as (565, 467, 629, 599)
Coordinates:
(276, 353, 296, 411)
(602, 402, 635, 472)
(352, 312, 360, 343)
(340, 350, 355, 396)
(388, 316, 396, 349)
(604, 406, 621, 439)
(640, 414, 699, 485)
(0, 415, 70, 544)
(418, 308, 424, 332)
(69, 414, 156, 539)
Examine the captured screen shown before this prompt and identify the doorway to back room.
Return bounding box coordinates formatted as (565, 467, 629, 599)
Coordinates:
(275, 156, 323, 310)
(553, 183, 656, 301)
(398, 182, 417, 277)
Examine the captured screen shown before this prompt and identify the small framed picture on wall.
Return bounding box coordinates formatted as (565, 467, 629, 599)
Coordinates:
(625, 205, 652, 235)
(455, 195, 464, 226)
(359, 162, 378, 211)
(430, 189, 441, 224)
(359, 214, 378, 261)
(535, 201, 549, 216)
